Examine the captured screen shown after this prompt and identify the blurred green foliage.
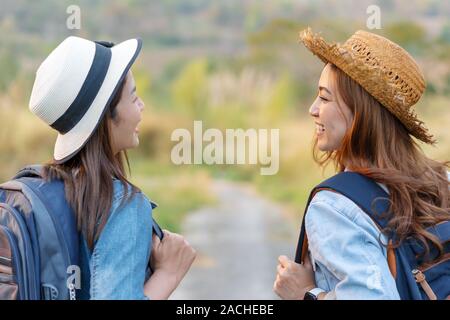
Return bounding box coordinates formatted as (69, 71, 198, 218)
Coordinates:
(1, 0, 450, 228)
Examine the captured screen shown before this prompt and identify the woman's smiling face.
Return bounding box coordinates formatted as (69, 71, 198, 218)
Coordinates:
(110, 71, 145, 155)
(309, 63, 354, 152)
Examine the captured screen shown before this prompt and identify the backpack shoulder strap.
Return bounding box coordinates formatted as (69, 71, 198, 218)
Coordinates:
(13, 164, 44, 180)
(315, 172, 392, 229)
(13, 165, 166, 240)
(295, 172, 393, 266)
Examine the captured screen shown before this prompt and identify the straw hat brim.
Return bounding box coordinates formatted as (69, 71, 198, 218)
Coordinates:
(299, 28, 435, 144)
(53, 38, 142, 163)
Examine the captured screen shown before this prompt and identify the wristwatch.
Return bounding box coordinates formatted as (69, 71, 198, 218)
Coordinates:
(304, 287, 326, 300)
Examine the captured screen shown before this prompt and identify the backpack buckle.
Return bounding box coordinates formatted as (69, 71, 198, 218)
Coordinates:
(412, 269, 437, 300)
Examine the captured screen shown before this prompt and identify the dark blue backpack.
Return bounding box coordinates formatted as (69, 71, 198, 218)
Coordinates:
(295, 172, 450, 300)
(0, 165, 79, 300)
(0, 165, 163, 300)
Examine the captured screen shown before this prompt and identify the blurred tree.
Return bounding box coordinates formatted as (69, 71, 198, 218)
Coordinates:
(444, 73, 450, 96)
(245, 19, 305, 73)
(438, 23, 450, 44)
(383, 21, 426, 55)
(248, 18, 303, 47)
(171, 59, 209, 117)
(0, 49, 19, 93)
(264, 73, 295, 123)
(133, 67, 152, 102)
(426, 82, 437, 95)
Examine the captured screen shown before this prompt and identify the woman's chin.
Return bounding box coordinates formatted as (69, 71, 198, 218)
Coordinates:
(317, 139, 331, 152)
(316, 137, 324, 150)
(122, 137, 140, 151)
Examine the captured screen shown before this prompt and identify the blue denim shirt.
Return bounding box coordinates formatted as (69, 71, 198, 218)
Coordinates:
(78, 180, 156, 300)
(306, 171, 450, 300)
(306, 188, 400, 300)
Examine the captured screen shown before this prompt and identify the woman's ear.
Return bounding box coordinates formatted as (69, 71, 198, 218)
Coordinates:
(333, 90, 353, 128)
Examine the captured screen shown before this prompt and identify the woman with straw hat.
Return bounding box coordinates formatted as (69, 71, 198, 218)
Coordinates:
(29, 36, 196, 299)
(273, 29, 450, 300)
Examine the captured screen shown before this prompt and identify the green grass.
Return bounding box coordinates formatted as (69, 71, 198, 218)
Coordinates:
(1, 84, 449, 234)
(129, 158, 217, 233)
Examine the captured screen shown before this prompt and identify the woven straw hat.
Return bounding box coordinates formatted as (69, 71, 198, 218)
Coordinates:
(299, 28, 434, 144)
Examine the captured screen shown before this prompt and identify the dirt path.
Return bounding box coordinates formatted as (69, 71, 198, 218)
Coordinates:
(170, 180, 299, 300)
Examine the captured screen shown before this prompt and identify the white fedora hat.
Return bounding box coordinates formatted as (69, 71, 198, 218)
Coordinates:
(29, 36, 142, 163)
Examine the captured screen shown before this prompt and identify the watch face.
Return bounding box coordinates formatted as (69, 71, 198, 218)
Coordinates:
(304, 292, 318, 300)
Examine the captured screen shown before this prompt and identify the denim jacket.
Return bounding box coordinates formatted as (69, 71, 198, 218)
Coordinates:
(78, 179, 156, 300)
(306, 171, 450, 300)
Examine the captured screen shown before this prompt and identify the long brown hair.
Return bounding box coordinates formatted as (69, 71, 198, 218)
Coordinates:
(44, 78, 139, 250)
(314, 63, 450, 260)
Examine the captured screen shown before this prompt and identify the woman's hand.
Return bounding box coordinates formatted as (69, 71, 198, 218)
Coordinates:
(151, 230, 197, 282)
(273, 254, 316, 300)
(144, 230, 196, 299)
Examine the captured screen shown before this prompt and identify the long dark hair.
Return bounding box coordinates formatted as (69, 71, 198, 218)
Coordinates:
(314, 64, 450, 261)
(44, 78, 139, 250)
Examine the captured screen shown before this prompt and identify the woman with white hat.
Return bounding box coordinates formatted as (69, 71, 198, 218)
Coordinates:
(273, 29, 450, 300)
(29, 36, 196, 299)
